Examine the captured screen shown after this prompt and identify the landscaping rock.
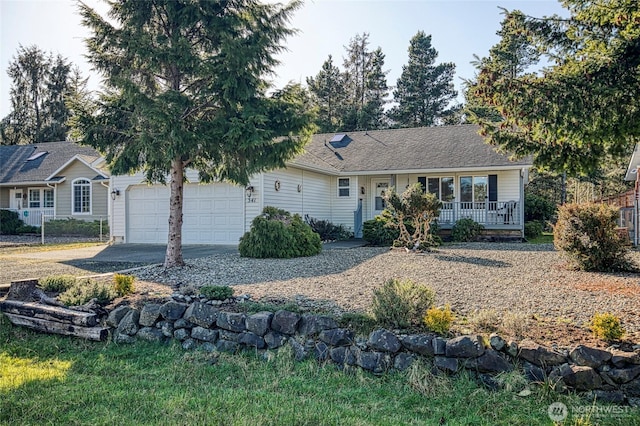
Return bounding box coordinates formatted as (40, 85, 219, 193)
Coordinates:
(314, 341, 329, 361)
(298, 314, 338, 336)
(239, 332, 266, 349)
(216, 312, 246, 332)
(330, 346, 356, 366)
(445, 335, 484, 358)
(159, 301, 188, 321)
(160, 321, 174, 337)
(290, 338, 307, 361)
(181, 338, 197, 350)
(434, 356, 458, 373)
(584, 390, 626, 404)
(367, 329, 402, 353)
(246, 312, 273, 336)
(464, 349, 513, 373)
(401, 334, 435, 356)
(523, 361, 546, 382)
(174, 319, 191, 329)
(116, 309, 140, 336)
(394, 353, 416, 371)
(183, 302, 218, 328)
(271, 310, 301, 335)
(139, 304, 162, 327)
(558, 364, 602, 391)
(604, 365, 640, 384)
(219, 330, 241, 342)
(478, 374, 501, 391)
(106, 305, 132, 328)
(518, 340, 566, 367)
(506, 340, 518, 358)
(173, 328, 189, 341)
(569, 345, 612, 369)
(489, 333, 506, 352)
(191, 326, 219, 343)
(319, 328, 354, 346)
(432, 337, 447, 355)
(137, 327, 165, 342)
(356, 350, 389, 374)
(113, 331, 136, 344)
(622, 378, 640, 397)
(264, 331, 287, 349)
(611, 350, 640, 368)
(216, 340, 239, 353)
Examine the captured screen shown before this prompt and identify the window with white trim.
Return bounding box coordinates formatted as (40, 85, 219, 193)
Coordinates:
(418, 176, 455, 202)
(43, 189, 54, 208)
(338, 178, 350, 197)
(72, 178, 91, 214)
(28, 189, 41, 208)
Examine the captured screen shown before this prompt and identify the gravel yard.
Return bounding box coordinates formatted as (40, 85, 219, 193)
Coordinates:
(135, 242, 640, 347)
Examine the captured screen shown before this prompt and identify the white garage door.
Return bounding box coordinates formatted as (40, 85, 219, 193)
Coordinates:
(127, 183, 244, 244)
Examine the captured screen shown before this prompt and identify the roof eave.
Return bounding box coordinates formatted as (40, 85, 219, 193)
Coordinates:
(341, 164, 533, 176)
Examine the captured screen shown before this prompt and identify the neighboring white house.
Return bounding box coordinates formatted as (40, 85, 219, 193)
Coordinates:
(109, 125, 533, 244)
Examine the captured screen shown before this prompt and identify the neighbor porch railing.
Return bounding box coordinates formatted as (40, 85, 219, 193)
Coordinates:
(7, 208, 55, 227)
(437, 201, 521, 228)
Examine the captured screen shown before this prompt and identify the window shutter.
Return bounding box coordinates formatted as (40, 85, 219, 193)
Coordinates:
(488, 174, 498, 202)
(417, 177, 426, 193)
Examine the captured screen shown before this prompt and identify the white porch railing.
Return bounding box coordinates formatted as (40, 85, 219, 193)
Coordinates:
(7, 208, 55, 227)
(437, 201, 520, 227)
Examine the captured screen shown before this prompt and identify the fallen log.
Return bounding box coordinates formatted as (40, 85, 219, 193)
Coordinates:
(0, 300, 98, 327)
(3, 312, 108, 341)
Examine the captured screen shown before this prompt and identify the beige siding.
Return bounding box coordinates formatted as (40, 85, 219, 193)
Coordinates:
(0, 188, 9, 209)
(329, 175, 358, 230)
(55, 161, 109, 222)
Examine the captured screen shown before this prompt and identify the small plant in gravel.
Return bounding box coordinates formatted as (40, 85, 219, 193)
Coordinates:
(113, 274, 135, 297)
(58, 278, 117, 306)
(451, 218, 484, 242)
(590, 312, 625, 341)
(200, 285, 234, 301)
(179, 283, 199, 296)
(39, 275, 77, 292)
(338, 312, 378, 336)
(467, 309, 500, 332)
(371, 278, 435, 329)
(423, 304, 454, 335)
(501, 311, 530, 339)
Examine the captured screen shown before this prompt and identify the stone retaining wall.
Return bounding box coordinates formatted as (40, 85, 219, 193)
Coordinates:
(105, 295, 640, 407)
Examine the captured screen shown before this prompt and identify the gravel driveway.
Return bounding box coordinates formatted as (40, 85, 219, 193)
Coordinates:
(134, 242, 640, 345)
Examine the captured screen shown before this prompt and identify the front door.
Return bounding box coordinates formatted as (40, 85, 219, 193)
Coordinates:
(9, 189, 23, 210)
(371, 179, 390, 217)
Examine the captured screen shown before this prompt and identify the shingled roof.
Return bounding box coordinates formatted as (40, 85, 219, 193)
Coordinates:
(0, 141, 106, 185)
(291, 125, 532, 174)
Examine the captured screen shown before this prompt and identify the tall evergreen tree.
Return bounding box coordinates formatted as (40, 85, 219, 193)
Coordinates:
(73, 0, 315, 268)
(1, 45, 73, 144)
(390, 31, 456, 127)
(361, 47, 389, 130)
(306, 55, 345, 132)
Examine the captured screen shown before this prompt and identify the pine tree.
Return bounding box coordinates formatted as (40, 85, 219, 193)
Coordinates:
(390, 32, 456, 128)
(74, 0, 316, 268)
(306, 55, 346, 132)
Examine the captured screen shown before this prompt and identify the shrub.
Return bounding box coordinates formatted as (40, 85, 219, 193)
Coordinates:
(524, 221, 543, 240)
(338, 312, 378, 336)
(43, 218, 108, 237)
(39, 275, 77, 293)
(362, 215, 399, 246)
(113, 274, 135, 297)
(524, 193, 556, 222)
(371, 278, 435, 329)
(0, 210, 24, 235)
(553, 203, 632, 271)
(58, 279, 117, 306)
(501, 312, 530, 339)
(423, 304, 454, 334)
(467, 309, 500, 332)
(200, 285, 234, 301)
(239, 207, 321, 258)
(451, 218, 484, 242)
(590, 312, 625, 341)
(306, 217, 353, 241)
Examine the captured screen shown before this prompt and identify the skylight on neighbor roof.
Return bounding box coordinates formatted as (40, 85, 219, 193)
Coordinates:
(330, 134, 347, 143)
(26, 151, 47, 161)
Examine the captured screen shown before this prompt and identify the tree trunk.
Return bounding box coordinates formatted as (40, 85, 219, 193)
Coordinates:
(164, 156, 185, 268)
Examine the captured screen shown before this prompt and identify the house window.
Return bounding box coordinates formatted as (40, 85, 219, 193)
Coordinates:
(28, 189, 40, 208)
(338, 178, 350, 197)
(43, 189, 54, 208)
(418, 177, 455, 203)
(72, 178, 91, 214)
(460, 176, 487, 208)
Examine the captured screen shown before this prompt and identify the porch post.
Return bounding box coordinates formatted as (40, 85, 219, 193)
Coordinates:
(519, 169, 525, 239)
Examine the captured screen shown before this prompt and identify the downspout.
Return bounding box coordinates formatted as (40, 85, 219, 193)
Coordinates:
(45, 182, 57, 220)
(100, 181, 111, 242)
(520, 169, 525, 241)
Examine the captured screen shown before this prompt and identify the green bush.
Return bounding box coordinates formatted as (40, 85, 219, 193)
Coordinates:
(0, 210, 24, 235)
(553, 203, 632, 271)
(39, 275, 77, 293)
(423, 304, 454, 334)
(305, 217, 353, 241)
(590, 312, 625, 341)
(524, 221, 543, 240)
(113, 274, 135, 297)
(239, 207, 321, 258)
(362, 215, 400, 246)
(451, 218, 484, 242)
(43, 218, 108, 237)
(524, 193, 556, 222)
(58, 279, 117, 306)
(371, 278, 435, 329)
(200, 285, 234, 301)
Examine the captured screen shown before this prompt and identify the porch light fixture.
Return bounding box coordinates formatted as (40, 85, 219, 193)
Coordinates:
(110, 189, 120, 200)
(245, 186, 255, 199)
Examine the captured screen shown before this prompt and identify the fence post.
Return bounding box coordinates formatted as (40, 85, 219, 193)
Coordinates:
(100, 218, 103, 242)
(41, 212, 45, 245)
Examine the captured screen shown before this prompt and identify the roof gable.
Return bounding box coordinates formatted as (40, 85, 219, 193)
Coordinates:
(290, 125, 532, 174)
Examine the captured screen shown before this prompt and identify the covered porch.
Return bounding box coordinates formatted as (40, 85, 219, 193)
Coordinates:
(437, 200, 522, 229)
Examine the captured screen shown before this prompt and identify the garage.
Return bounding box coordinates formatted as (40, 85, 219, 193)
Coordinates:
(126, 183, 245, 244)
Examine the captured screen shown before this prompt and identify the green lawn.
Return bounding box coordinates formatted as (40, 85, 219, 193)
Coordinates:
(0, 315, 632, 426)
(527, 233, 554, 244)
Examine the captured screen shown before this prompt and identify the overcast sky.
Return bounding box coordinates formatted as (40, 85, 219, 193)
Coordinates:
(0, 0, 568, 118)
